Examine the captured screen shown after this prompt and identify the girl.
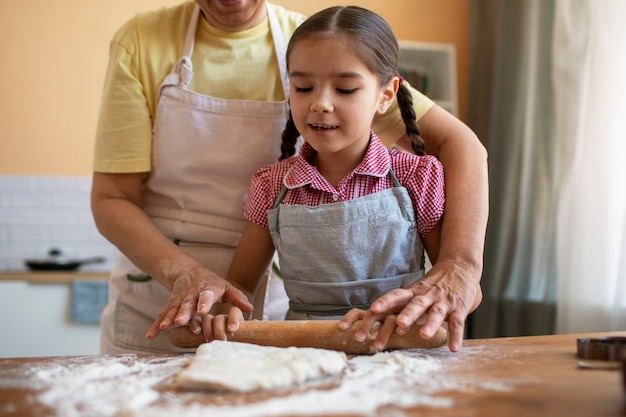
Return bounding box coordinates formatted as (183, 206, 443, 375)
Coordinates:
(208, 6, 445, 350)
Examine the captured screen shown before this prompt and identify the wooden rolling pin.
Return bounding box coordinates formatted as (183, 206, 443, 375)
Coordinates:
(169, 320, 448, 355)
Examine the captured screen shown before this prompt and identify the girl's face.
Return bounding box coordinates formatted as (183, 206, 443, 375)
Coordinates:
(288, 36, 397, 161)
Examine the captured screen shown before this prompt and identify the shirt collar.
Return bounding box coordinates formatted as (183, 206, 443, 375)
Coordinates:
(283, 132, 391, 189)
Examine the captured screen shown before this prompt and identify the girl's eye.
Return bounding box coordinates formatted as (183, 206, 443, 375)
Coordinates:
(337, 88, 357, 94)
(294, 86, 312, 93)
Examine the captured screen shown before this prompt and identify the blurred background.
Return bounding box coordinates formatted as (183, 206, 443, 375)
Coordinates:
(1, 1, 624, 357)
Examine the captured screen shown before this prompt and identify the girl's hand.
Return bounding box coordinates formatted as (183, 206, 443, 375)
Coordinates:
(338, 309, 400, 352)
(201, 306, 246, 342)
(146, 267, 253, 340)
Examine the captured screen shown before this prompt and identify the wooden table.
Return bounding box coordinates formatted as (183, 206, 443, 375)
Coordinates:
(1, 332, 624, 417)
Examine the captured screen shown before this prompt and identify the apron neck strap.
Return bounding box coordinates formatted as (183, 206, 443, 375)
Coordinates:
(177, 5, 202, 88)
(160, 4, 200, 93)
(183, 5, 201, 60)
(388, 168, 402, 188)
(167, 3, 289, 97)
(266, 3, 290, 100)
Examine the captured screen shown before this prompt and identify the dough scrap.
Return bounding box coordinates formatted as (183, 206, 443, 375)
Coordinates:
(175, 341, 347, 392)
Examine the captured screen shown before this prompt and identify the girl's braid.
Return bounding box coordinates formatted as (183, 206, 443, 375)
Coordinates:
(279, 111, 300, 160)
(396, 81, 425, 156)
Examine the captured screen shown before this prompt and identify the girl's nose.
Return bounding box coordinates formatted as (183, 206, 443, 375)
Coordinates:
(310, 93, 333, 113)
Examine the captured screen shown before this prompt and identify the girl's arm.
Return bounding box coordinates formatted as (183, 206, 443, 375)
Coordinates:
(226, 221, 276, 298)
(422, 220, 441, 266)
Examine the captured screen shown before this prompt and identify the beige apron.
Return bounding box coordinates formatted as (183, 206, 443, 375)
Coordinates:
(100, 4, 290, 354)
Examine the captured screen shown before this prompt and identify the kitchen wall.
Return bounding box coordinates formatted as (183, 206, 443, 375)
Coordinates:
(0, 0, 469, 176)
(0, 175, 116, 271)
(0, 0, 469, 270)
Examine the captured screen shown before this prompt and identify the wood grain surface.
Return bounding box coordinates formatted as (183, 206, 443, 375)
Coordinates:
(1, 332, 624, 417)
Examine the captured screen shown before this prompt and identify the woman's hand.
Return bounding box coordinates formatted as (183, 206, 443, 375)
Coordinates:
(146, 270, 253, 339)
(340, 259, 482, 352)
(378, 259, 481, 352)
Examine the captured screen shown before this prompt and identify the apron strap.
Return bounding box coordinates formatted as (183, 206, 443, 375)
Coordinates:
(176, 4, 201, 89)
(388, 168, 402, 188)
(182, 5, 200, 59)
(158, 5, 200, 95)
(272, 186, 289, 209)
(159, 4, 288, 97)
(266, 4, 290, 100)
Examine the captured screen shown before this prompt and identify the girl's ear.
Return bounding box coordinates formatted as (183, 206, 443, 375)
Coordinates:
(377, 76, 400, 114)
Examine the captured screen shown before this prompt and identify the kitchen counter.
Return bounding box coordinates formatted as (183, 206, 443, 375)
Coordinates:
(0, 271, 109, 283)
(0, 273, 109, 357)
(0, 331, 624, 417)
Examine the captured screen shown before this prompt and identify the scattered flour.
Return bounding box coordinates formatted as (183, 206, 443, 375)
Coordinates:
(32, 355, 190, 417)
(21, 346, 515, 417)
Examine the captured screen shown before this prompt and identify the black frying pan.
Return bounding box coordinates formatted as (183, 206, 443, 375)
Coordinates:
(25, 249, 105, 271)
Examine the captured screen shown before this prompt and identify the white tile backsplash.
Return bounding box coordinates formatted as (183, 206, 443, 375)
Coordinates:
(0, 175, 117, 272)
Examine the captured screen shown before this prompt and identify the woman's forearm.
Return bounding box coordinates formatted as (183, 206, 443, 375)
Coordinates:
(419, 106, 489, 281)
(91, 172, 203, 290)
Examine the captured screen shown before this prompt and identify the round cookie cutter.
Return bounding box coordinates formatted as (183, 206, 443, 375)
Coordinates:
(577, 336, 626, 395)
(577, 336, 626, 361)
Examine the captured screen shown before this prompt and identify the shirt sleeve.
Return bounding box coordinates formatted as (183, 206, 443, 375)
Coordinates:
(93, 28, 153, 173)
(401, 154, 445, 238)
(244, 165, 277, 230)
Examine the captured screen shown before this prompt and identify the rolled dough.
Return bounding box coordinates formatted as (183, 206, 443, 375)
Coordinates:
(175, 340, 347, 392)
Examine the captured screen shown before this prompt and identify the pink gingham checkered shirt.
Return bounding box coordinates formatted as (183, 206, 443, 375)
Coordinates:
(244, 133, 445, 238)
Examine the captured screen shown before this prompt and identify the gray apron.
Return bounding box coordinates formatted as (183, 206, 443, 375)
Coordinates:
(268, 169, 426, 320)
(100, 4, 290, 354)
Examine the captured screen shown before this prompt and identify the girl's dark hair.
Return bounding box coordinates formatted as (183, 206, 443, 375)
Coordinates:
(279, 6, 424, 160)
